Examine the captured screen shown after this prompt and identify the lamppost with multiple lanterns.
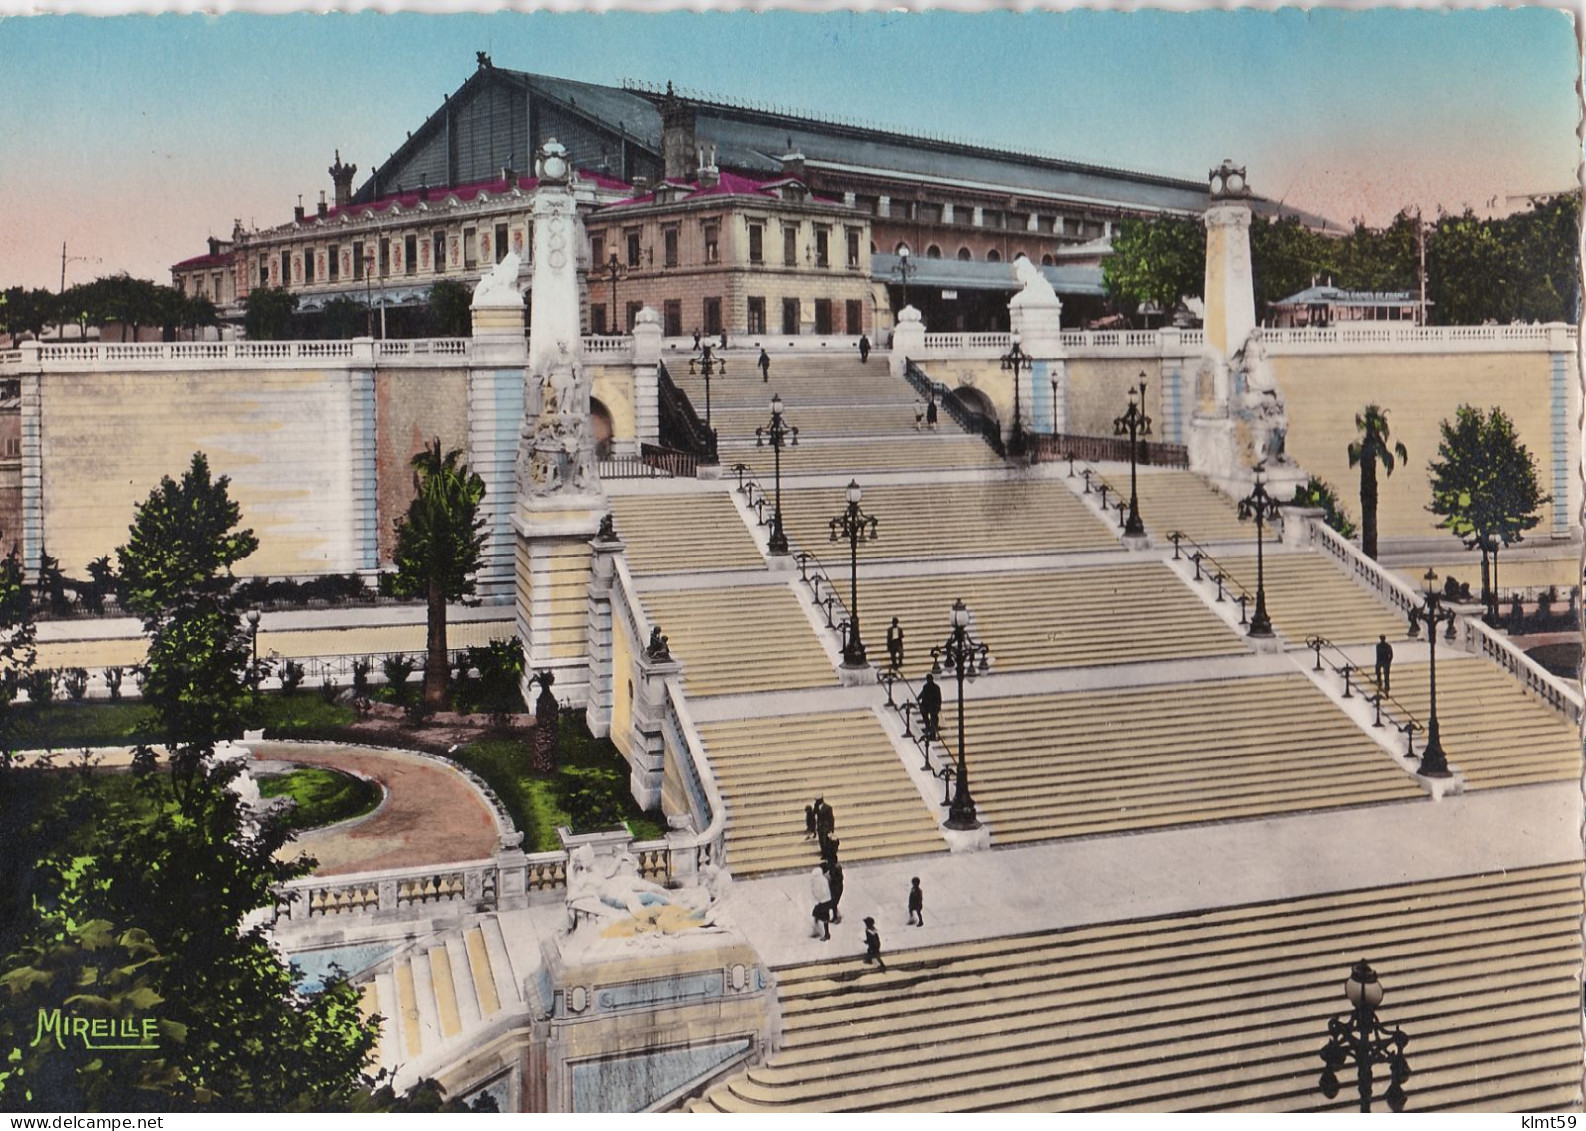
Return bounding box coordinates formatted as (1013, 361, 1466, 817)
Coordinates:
(1317, 960, 1413, 1112)
(245, 608, 263, 690)
(1236, 467, 1282, 638)
(689, 343, 722, 463)
(894, 246, 914, 312)
(601, 251, 626, 334)
(930, 598, 989, 831)
(1408, 567, 1456, 778)
(755, 393, 798, 555)
(828, 479, 879, 669)
(1113, 372, 1151, 537)
(999, 334, 1032, 459)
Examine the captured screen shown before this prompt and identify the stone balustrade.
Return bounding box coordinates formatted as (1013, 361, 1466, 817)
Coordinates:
(1311, 520, 1424, 620)
(1462, 615, 1584, 724)
(581, 334, 633, 357)
(278, 857, 499, 920)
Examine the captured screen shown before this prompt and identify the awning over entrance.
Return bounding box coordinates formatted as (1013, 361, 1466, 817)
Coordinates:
(871, 254, 1104, 297)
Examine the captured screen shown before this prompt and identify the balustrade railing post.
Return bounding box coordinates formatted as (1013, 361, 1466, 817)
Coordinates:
(1214, 573, 1225, 602)
(1237, 594, 1249, 625)
(1340, 664, 1354, 698)
(1170, 532, 1182, 560)
(1191, 552, 1204, 582)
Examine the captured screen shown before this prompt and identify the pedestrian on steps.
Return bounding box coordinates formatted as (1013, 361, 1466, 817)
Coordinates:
(886, 617, 904, 670)
(917, 672, 942, 741)
(926, 394, 939, 431)
(810, 866, 831, 940)
(759, 348, 771, 383)
(908, 877, 924, 926)
(827, 858, 845, 924)
(1375, 634, 1394, 694)
(863, 918, 887, 971)
(804, 804, 817, 839)
(692, 328, 701, 351)
(858, 334, 871, 364)
(913, 396, 926, 431)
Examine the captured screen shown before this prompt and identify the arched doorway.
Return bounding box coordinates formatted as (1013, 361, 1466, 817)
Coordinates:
(948, 385, 996, 423)
(590, 397, 614, 459)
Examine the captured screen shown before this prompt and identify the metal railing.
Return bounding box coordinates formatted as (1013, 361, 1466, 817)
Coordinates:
(598, 442, 700, 480)
(1167, 531, 1259, 624)
(1304, 634, 1427, 758)
(1031, 431, 1188, 469)
(656, 359, 716, 460)
(903, 359, 1004, 457)
(794, 549, 856, 652)
(877, 666, 963, 813)
(1066, 454, 1141, 536)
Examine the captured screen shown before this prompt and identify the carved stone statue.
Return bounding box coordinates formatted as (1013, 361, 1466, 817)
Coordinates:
(646, 626, 671, 662)
(564, 844, 719, 941)
(471, 250, 522, 309)
(1010, 254, 1060, 307)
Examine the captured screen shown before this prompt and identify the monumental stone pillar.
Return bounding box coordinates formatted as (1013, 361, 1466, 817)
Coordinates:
(1008, 255, 1068, 437)
(515, 140, 608, 710)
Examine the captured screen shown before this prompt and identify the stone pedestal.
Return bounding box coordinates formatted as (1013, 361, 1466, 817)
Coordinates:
(584, 530, 624, 738)
(628, 647, 682, 811)
(1278, 505, 1327, 550)
(530, 920, 778, 1112)
(889, 305, 924, 379)
(631, 309, 662, 447)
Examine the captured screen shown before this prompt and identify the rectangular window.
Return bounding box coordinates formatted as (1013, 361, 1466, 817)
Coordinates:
(212, 272, 223, 299)
(703, 297, 723, 336)
(815, 228, 829, 269)
(664, 299, 682, 337)
(626, 301, 643, 332)
(352, 241, 364, 280)
(280, 251, 292, 286)
(846, 299, 864, 335)
(783, 226, 797, 266)
(495, 224, 509, 264)
(589, 234, 604, 268)
(781, 297, 800, 335)
(259, 262, 269, 287)
(748, 224, 763, 264)
(378, 239, 390, 277)
(590, 303, 607, 336)
(626, 230, 642, 268)
(405, 234, 418, 276)
(304, 249, 316, 284)
(703, 222, 719, 264)
(432, 231, 445, 273)
(664, 228, 679, 268)
(328, 244, 340, 281)
(463, 227, 477, 270)
(746, 296, 766, 335)
(814, 298, 833, 335)
(847, 229, 861, 268)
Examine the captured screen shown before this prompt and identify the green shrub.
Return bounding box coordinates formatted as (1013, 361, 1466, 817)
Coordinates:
(280, 659, 306, 696)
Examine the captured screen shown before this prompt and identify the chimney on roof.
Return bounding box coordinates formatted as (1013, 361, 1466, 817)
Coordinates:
(631, 175, 650, 195)
(660, 85, 697, 181)
(208, 236, 222, 257)
(697, 144, 719, 189)
(317, 191, 328, 218)
(329, 149, 358, 209)
(294, 195, 305, 224)
(780, 150, 806, 182)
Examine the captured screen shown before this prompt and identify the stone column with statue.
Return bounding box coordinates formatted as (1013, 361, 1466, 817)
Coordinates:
(1188, 160, 1307, 499)
(514, 139, 609, 711)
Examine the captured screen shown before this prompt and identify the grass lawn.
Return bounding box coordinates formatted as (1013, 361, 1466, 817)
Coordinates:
(257, 767, 382, 831)
(11, 695, 357, 751)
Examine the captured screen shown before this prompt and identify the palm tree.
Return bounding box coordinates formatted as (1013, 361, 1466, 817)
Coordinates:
(391, 440, 487, 710)
(1347, 405, 1408, 560)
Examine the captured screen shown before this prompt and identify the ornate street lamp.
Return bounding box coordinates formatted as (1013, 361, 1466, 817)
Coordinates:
(602, 250, 626, 334)
(999, 334, 1031, 459)
(245, 608, 262, 690)
(688, 343, 722, 463)
(1237, 467, 1282, 638)
(755, 393, 798, 555)
(1113, 372, 1152, 537)
(1318, 960, 1413, 1112)
(1408, 568, 1456, 778)
(828, 479, 879, 669)
(894, 245, 914, 312)
(930, 598, 990, 831)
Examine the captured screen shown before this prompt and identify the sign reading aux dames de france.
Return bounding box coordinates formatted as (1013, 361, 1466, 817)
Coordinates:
(31, 1007, 160, 1052)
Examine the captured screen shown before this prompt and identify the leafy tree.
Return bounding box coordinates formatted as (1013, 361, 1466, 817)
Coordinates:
(1248, 214, 1337, 316)
(1290, 477, 1357, 539)
(242, 287, 299, 341)
(426, 280, 475, 338)
(1427, 405, 1550, 619)
(2, 288, 59, 346)
(316, 296, 370, 340)
(95, 276, 165, 341)
(1102, 216, 1205, 321)
(391, 441, 486, 710)
(60, 280, 107, 340)
(116, 452, 258, 784)
(1346, 405, 1407, 561)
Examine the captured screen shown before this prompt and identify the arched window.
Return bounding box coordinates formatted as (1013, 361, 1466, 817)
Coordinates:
(1013, 251, 1029, 264)
(926, 245, 942, 259)
(1041, 254, 1054, 266)
(590, 398, 615, 460)
(894, 241, 911, 256)
(957, 247, 973, 261)
(986, 249, 1002, 263)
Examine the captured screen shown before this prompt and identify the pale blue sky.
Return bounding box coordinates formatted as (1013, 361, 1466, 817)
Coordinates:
(0, 8, 1578, 289)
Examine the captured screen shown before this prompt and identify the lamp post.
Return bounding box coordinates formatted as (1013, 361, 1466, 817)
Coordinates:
(602, 251, 625, 334)
(1113, 373, 1151, 537)
(894, 246, 914, 314)
(1318, 960, 1413, 1112)
(755, 393, 798, 555)
(828, 479, 879, 669)
(930, 598, 989, 831)
(999, 334, 1031, 459)
(1408, 568, 1456, 778)
(689, 343, 721, 463)
(245, 608, 262, 690)
(1236, 467, 1282, 638)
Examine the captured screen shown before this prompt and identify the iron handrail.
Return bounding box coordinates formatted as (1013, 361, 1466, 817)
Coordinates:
(1067, 453, 1137, 534)
(793, 548, 855, 647)
(902, 359, 1006, 458)
(1304, 634, 1427, 758)
(877, 665, 963, 808)
(1167, 530, 1259, 620)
